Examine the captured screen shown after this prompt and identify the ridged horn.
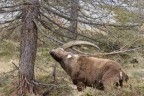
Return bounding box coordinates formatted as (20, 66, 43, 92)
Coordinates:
(61, 40, 100, 50)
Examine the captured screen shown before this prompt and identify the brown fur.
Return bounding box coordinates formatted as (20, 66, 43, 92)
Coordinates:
(49, 48, 129, 91)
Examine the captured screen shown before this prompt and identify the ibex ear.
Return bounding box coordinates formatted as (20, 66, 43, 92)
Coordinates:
(67, 54, 72, 59)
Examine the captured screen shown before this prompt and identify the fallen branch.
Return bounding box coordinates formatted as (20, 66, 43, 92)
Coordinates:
(82, 48, 139, 57)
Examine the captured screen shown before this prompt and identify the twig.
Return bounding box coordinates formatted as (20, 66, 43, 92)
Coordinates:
(121, 37, 144, 50)
(12, 62, 19, 69)
(33, 19, 64, 44)
(36, 66, 49, 73)
(42, 86, 55, 96)
(39, 19, 75, 40)
(0, 8, 22, 14)
(53, 62, 58, 83)
(32, 80, 57, 87)
(0, 3, 23, 9)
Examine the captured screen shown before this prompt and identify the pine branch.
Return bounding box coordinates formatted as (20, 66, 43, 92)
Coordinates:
(0, 8, 22, 13)
(33, 19, 64, 44)
(41, 3, 141, 27)
(38, 18, 75, 40)
(39, 11, 99, 42)
(0, 3, 23, 9)
(0, 13, 22, 24)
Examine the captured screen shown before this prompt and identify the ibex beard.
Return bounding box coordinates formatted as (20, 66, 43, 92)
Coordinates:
(49, 48, 129, 91)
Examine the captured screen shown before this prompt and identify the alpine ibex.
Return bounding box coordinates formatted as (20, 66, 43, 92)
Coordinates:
(49, 41, 129, 91)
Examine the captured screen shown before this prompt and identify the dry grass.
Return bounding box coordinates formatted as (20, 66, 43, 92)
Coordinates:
(0, 57, 144, 96)
(0, 59, 18, 73)
(0, 40, 144, 96)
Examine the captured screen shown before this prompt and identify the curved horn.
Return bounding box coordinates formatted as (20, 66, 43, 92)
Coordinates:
(61, 40, 100, 50)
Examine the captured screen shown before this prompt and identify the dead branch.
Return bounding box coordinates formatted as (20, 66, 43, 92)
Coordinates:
(38, 37, 46, 45)
(53, 62, 57, 83)
(120, 37, 144, 50)
(38, 19, 74, 40)
(0, 13, 22, 25)
(0, 8, 22, 14)
(1, 24, 21, 39)
(38, 14, 98, 42)
(82, 48, 139, 57)
(0, 67, 18, 80)
(33, 19, 64, 44)
(12, 62, 19, 69)
(0, 3, 23, 9)
(1, 21, 21, 40)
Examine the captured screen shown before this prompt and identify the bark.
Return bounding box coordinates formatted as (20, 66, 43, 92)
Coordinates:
(69, 0, 79, 39)
(17, 0, 39, 95)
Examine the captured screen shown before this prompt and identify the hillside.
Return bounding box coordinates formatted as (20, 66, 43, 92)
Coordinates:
(0, 39, 144, 96)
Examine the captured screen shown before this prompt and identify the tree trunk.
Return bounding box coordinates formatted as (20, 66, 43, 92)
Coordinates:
(69, 0, 79, 39)
(17, 0, 39, 95)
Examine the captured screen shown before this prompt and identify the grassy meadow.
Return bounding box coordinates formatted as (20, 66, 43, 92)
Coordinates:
(0, 31, 144, 96)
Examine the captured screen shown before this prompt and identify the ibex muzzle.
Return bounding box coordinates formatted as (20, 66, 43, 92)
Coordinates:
(49, 48, 65, 61)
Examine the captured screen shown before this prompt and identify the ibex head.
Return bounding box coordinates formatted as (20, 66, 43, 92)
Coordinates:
(49, 48, 73, 61)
